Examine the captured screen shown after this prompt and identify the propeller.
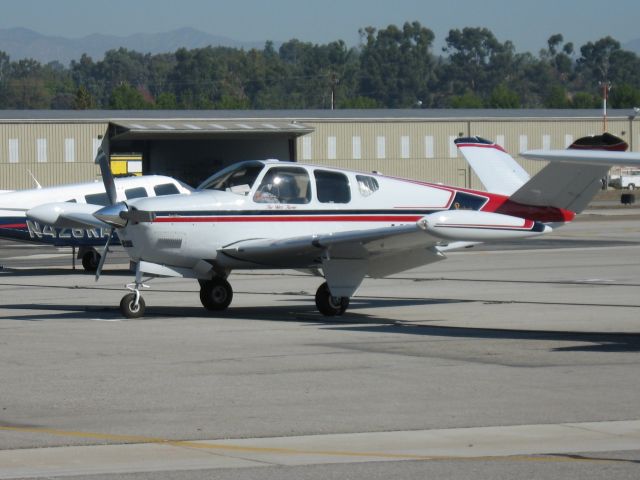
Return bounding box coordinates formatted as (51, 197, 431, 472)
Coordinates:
(97, 149, 117, 206)
(95, 229, 114, 281)
(94, 149, 121, 281)
(92, 149, 155, 280)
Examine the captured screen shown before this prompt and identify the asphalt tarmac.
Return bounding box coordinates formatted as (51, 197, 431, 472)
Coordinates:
(0, 210, 639, 479)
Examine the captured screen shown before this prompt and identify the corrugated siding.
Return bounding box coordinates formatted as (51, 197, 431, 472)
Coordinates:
(298, 117, 639, 190)
(0, 122, 107, 188)
(1, 116, 638, 190)
(299, 121, 470, 186)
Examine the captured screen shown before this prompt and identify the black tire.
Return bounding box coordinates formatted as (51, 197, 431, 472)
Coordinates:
(120, 293, 145, 318)
(621, 193, 636, 205)
(315, 282, 349, 316)
(200, 277, 233, 311)
(82, 250, 100, 272)
(628, 184, 635, 190)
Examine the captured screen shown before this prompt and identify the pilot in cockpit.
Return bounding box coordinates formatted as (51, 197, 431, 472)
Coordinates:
(254, 172, 299, 203)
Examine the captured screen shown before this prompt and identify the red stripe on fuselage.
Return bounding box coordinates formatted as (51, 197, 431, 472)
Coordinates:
(0, 223, 27, 229)
(154, 215, 424, 223)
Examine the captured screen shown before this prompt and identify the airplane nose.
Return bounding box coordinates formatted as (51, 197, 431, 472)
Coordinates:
(94, 202, 129, 228)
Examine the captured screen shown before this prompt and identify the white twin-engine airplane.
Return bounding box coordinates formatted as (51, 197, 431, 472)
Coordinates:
(1, 175, 191, 270)
(32, 137, 640, 318)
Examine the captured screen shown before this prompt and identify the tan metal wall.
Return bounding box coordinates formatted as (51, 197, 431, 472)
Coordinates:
(0, 122, 107, 189)
(0, 116, 638, 191)
(298, 120, 471, 186)
(299, 117, 639, 189)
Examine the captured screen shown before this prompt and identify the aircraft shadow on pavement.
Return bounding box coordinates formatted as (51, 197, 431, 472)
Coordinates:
(326, 323, 640, 353)
(3, 301, 640, 353)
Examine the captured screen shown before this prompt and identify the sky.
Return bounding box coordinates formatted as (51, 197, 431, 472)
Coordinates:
(1, 0, 639, 53)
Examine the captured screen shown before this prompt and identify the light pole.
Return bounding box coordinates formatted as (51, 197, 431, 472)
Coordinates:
(599, 81, 612, 132)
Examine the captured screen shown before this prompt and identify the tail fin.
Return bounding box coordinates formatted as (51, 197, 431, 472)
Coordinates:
(517, 149, 640, 213)
(455, 137, 529, 196)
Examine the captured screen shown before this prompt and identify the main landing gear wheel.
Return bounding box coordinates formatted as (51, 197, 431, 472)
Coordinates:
(200, 277, 233, 311)
(120, 292, 146, 318)
(81, 250, 100, 272)
(315, 282, 349, 316)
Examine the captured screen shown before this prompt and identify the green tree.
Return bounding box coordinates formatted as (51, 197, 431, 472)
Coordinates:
(73, 85, 95, 109)
(359, 21, 436, 107)
(6, 59, 51, 108)
(544, 85, 570, 108)
(442, 27, 516, 99)
(449, 90, 484, 108)
(155, 91, 178, 109)
(109, 82, 153, 109)
(488, 84, 520, 108)
(570, 92, 598, 108)
(610, 84, 640, 108)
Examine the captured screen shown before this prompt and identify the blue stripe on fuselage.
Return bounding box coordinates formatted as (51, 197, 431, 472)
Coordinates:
(0, 216, 117, 247)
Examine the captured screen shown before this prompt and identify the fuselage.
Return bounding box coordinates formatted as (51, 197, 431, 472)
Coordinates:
(0, 176, 191, 247)
(118, 160, 573, 270)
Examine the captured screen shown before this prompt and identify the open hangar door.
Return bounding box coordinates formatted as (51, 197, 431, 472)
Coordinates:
(105, 119, 313, 187)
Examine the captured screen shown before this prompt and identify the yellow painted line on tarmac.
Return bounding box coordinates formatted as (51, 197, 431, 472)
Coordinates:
(0, 425, 620, 464)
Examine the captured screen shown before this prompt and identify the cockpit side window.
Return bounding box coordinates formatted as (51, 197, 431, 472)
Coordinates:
(85, 192, 109, 206)
(154, 183, 180, 196)
(253, 167, 311, 204)
(199, 164, 264, 195)
(356, 175, 379, 197)
(125, 187, 148, 199)
(315, 170, 351, 203)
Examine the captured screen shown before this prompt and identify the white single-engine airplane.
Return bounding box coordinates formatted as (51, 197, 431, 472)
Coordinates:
(33, 137, 640, 318)
(1, 174, 191, 270)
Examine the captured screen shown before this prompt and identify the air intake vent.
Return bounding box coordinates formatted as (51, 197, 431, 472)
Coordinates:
(156, 238, 182, 249)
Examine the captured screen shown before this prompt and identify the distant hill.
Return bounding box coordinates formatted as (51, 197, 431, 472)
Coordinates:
(0, 27, 269, 64)
(624, 38, 640, 54)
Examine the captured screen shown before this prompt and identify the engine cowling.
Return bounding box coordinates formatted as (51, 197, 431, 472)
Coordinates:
(418, 210, 551, 241)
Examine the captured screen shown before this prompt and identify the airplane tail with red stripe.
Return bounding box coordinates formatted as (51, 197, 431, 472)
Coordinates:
(458, 135, 640, 215)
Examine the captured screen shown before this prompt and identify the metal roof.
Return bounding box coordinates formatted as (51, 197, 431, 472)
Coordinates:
(0, 109, 638, 122)
(109, 119, 313, 140)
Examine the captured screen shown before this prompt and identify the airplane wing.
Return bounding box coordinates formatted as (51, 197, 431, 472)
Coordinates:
(218, 223, 447, 297)
(215, 208, 548, 297)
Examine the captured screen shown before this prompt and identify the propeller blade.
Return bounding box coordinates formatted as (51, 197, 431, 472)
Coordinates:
(95, 230, 114, 281)
(97, 149, 118, 206)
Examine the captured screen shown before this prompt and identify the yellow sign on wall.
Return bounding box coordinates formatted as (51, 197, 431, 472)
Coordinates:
(110, 154, 143, 176)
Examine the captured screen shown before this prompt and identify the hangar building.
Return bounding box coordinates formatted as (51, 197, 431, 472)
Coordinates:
(0, 109, 637, 190)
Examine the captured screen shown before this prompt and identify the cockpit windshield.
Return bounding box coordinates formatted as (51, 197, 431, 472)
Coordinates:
(197, 162, 265, 195)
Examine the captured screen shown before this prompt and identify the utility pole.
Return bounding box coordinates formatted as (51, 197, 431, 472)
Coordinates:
(600, 81, 612, 132)
(329, 72, 338, 110)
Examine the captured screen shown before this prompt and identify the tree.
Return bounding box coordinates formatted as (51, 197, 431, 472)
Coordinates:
(6, 59, 51, 108)
(488, 84, 520, 108)
(73, 85, 95, 109)
(570, 92, 598, 108)
(442, 27, 516, 99)
(576, 36, 621, 84)
(109, 82, 153, 109)
(449, 91, 484, 108)
(359, 21, 436, 107)
(609, 84, 640, 108)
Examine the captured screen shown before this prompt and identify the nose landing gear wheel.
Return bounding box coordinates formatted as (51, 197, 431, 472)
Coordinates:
(120, 293, 146, 318)
(200, 277, 233, 311)
(315, 282, 349, 316)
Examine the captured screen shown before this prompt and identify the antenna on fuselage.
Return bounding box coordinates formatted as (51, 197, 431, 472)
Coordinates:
(27, 170, 42, 189)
